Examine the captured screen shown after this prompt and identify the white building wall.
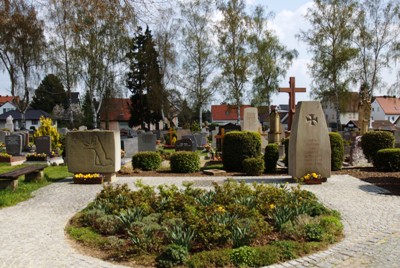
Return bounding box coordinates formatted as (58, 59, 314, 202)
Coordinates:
(371, 100, 386, 121)
(0, 102, 16, 115)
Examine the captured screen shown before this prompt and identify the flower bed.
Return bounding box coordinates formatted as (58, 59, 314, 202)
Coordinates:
(67, 180, 343, 267)
(73, 173, 104, 184)
(298, 173, 326, 184)
(26, 153, 47, 161)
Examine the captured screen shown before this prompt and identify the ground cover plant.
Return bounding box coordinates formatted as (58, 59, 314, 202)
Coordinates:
(67, 180, 343, 267)
(0, 164, 72, 208)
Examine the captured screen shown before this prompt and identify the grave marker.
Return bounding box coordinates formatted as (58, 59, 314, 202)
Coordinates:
(175, 138, 196, 152)
(121, 137, 138, 158)
(5, 135, 22, 156)
(289, 101, 331, 179)
(138, 132, 157, 152)
(35, 135, 52, 156)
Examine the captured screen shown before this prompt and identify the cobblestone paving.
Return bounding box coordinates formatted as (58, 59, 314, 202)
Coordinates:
(0, 175, 398, 268)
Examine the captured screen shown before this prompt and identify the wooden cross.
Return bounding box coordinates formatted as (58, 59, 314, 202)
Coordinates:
(279, 77, 306, 131)
(214, 128, 225, 152)
(168, 128, 174, 145)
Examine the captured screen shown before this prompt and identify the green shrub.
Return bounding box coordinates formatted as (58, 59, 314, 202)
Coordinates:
(305, 223, 325, 242)
(132, 152, 162, 171)
(156, 244, 189, 268)
(329, 132, 344, 171)
(264, 143, 279, 173)
(222, 131, 261, 172)
(230, 246, 257, 267)
(170, 151, 200, 173)
(283, 138, 289, 167)
(361, 131, 394, 164)
(374, 148, 400, 171)
(242, 157, 264, 176)
(187, 249, 232, 268)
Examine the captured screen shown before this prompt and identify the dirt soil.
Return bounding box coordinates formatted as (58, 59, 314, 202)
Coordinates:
(118, 163, 400, 196)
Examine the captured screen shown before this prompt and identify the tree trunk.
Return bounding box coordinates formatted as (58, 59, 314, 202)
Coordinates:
(335, 92, 341, 131)
(199, 104, 203, 129)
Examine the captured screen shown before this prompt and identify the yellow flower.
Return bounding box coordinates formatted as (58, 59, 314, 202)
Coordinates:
(312, 173, 318, 179)
(269, 204, 276, 209)
(216, 205, 225, 213)
(304, 174, 311, 180)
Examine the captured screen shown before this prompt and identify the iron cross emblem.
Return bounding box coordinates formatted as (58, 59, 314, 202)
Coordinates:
(306, 114, 318, 126)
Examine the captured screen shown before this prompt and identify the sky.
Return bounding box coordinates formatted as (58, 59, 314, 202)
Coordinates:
(1, 1, 395, 107)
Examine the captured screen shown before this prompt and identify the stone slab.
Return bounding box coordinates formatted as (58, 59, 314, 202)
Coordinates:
(202, 169, 227, 176)
(289, 101, 331, 179)
(66, 131, 121, 174)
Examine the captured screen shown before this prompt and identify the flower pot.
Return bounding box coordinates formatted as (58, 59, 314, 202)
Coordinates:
(304, 178, 323, 185)
(73, 177, 103, 184)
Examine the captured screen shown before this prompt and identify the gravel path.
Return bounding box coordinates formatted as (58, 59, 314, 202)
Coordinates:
(0, 175, 398, 268)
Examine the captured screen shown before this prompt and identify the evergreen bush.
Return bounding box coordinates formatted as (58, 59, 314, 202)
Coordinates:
(329, 132, 344, 171)
(131, 152, 162, 171)
(374, 148, 400, 171)
(170, 151, 200, 173)
(222, 131, 261, 172)
(361, 131, 394, 164)
(242, 157, 265, 176)
(264, 143, 279, 173)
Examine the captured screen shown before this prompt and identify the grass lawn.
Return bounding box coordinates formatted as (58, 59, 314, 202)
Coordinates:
(0, 164, 72, 209)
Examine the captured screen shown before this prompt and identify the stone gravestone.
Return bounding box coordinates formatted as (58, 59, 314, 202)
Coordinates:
(193, 133, 207, 148)
(66, 131, 121, 182)
(182, 135, 198, 149)
(5, 115, 14, 133)
(289, 101, 331, 179)
(78, 125, 88, 131)
(242, 107, 268, 150)
(35, 135, 52, 156)
(0, 130, 9, 144)
(349, 136, 369, 166)
(59, 128, 69, 135)
(211, 127, 219, 149)
(5, 135, 22, 156)
(175, 138, 196, 152)
(16, 131, 29, 150)
(121, 137, 138, 158)
(138, 132, 157, 152)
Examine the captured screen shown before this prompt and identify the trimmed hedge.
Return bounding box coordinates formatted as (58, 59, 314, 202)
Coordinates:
(264, 143, 279, 173)
(132, 152, 162, 171)
(374, 148, 400, 171)
(329, 132, 344, 171)
(222, 131, 261, 172)
(361, 131, 394, 164)
(243, 157, 265, 176)
(170, 151, 200, 173)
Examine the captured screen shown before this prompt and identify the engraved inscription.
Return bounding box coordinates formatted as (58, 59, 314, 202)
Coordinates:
(303, 139, 323, 166)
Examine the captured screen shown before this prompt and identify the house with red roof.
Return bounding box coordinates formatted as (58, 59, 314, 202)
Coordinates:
(371, 96, 400, 124)
(0, 95, 17, 115)
(211, 104, 252, 125)
(99, 98, 176, 131)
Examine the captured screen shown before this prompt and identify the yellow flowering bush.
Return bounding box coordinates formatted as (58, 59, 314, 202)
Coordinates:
(34, 116, 61, 150)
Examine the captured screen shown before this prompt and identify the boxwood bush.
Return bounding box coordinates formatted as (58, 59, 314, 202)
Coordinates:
(242, 157, 265, 176)
(361, 131, 394, 164)
(132, 151, 162, 171)
(170, 151, 200, 173)
(329, 132, 344, 171)
(264, 143, 279, 173)
(222, 131, 261, 172)
(374, 148, 400, 171)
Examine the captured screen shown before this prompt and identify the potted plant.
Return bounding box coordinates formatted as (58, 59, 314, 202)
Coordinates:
(299, 172, 324, 184)
(73, 173, 104, 184)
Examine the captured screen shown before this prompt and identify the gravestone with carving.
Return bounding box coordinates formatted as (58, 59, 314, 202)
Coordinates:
(66, 131, 121, 182)
(182, 135, 198, 149)
(5, 135, 22, 156)
(289, 101, 331, 179)
(35, 135, 52, 156)
(138, 132, 157, 152)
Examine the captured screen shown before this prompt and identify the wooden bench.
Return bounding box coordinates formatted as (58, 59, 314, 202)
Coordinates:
(0, 164, 48, 190)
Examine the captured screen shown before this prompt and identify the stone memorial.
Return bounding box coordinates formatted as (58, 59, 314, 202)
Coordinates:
(5, 115, 14, 133)
(78, 125, 88, 131)
(193, 132, 208, 148)
(175, 138, 196, 152)
(35, 135, 52, 156)
(121, 137, 138, 158)
(0, 130, 9, 144)
(182, 135, 198, 149)
(176, 129, 191, 140)
(211, 127, 219, 149)
(66, 131, 121, 181)
(349, 136, 369, 166)
(138, 132, 157, 152)
(289, 101, 331, 179)
(215, 123, 241, 152)
(242, 107, 268, 149)
(5, 135, 22, 156)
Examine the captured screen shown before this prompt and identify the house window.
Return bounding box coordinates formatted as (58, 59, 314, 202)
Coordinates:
(392, 116, 395, 121)
(371, 116, 374, 120)
(31, 120, 39, 125)
(372, 108, 374, 112)
(3, 108, 6, 113)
